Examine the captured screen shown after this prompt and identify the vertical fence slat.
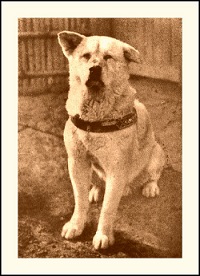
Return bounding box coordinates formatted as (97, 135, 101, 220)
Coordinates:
(144, 18, 154, 65)
(152, 18, 164, 65)
(171, 18, 182, 69)
(137, 19, 146, 60)
(41, 38, 46, 73)
(20, 18, 29, 93)
(52, 18, 64, 73)
(58, 18, 65, 30)
(47, 37, 54, 71)
(26, 18, 34, 90)
(64, 18, 69, 30)
(37, 16, 47, 87)
(54, 17, 68, 85)
(32, 19, 43, 91)
(47, 19, 54, 88)
(18, 19, 23, 91)
(68, 18, 72, 31)
(18, 18, 23, 32)
(142, 18, 147, 63)
(128, 19, 138, 48)
(159, 18, 171, 65)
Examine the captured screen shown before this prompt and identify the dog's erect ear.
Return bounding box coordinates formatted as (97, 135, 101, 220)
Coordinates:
(123, 45, 142, 63)
(58, 31, 85, 56)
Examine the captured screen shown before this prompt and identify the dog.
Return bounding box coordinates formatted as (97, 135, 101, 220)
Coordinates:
(58, 31, 165, 250)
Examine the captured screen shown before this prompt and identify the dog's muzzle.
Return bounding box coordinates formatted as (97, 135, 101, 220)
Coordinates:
(85, 66, 104, 90)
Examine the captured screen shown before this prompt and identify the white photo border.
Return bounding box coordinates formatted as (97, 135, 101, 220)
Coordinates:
(2, 1, 199, 275)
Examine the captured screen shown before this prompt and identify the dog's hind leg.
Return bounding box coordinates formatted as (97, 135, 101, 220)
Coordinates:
(61, 157, 91, 239)
(89, 163, 105, 203)
(142, 142, 165, 197)
(89, 185, 102, 203)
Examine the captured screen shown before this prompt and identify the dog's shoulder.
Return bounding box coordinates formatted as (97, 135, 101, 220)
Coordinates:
(134, 99, 149, 118)
(63, 119, 87, 158)
(134, 99, 155, 148)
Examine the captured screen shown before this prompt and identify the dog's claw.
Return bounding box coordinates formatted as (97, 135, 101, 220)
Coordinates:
(61, 221, 84, 239)
(93, 231, 115, 250)
(142, 181, 160, 197)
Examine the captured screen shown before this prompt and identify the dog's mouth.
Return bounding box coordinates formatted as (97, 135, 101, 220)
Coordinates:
(85, 66, 105, 91)
(85, 79, 105, 91)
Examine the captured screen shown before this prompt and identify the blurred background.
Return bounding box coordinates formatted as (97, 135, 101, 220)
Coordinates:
(18, 18, 181, 95)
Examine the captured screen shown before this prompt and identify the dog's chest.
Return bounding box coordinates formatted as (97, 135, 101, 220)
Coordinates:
(78, 130, 112, 153)
(77, 126, 138, 162)
(65, 119, 140, 166)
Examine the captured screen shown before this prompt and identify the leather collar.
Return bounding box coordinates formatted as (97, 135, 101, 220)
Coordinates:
(70, 108, 137, 133)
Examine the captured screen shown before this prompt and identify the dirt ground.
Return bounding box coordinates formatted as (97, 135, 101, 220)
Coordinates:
(18, 77, 182, 258)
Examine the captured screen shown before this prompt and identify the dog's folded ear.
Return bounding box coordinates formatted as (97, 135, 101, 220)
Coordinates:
(58, 31, 85, 57)
(123, 45, 142, 63)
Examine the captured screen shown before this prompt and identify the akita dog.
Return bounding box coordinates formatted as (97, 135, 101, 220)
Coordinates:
(58, 31, 165, 250)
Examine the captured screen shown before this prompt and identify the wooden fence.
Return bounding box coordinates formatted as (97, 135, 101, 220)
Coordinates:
(112, 18, 182, 83)
(18, 18, 181, 95)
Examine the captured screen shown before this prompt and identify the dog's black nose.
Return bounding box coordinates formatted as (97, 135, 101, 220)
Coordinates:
(89, 66, 102, 80)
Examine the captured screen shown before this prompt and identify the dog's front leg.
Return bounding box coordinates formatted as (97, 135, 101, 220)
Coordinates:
(93, 174, 126, 249)
(62, 157, 91, 240)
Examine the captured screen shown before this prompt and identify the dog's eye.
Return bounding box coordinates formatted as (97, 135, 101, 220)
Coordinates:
(104, 54, 112, 60)
(82, 53, 91, 60)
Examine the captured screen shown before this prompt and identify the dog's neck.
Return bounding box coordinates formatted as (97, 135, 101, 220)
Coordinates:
(66, 85, 137, 122)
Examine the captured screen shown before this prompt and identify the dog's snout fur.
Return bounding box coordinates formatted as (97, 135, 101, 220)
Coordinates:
(89, 66, 102, 80)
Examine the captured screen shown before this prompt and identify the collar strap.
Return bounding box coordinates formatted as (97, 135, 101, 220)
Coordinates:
(70, 108, 137, 133)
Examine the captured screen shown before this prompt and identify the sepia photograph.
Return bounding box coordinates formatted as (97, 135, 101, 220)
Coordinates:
(2, 1, 198, 275)
(18, 17, 182, 258)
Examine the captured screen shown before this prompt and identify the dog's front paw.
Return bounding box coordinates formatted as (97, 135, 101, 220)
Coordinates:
(61, 220, 85, 239)
(93, 231, 115, 250)
(142, 181, 160, 197)
(89, 185, 102, 203)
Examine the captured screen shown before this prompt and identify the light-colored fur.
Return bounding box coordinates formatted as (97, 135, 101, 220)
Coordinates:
(58, 31, 165, 249)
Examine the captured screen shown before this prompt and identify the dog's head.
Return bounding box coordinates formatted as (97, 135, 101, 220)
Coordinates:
(58, 31, 141, 119)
